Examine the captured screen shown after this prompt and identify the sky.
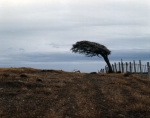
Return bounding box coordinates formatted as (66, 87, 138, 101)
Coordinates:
(0, 0, 150, 72)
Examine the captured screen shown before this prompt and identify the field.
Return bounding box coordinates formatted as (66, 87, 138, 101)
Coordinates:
(0, 68, 150, 118)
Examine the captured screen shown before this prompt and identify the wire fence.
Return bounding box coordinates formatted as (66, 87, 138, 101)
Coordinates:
(99, 60, 150, 79)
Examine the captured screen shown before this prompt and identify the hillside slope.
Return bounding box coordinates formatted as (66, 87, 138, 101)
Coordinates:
(0, 68, 150, 118)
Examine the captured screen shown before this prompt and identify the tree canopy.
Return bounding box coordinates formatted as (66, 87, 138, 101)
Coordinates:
(71, 40, 111, 57)
(71, 40, 113, 72)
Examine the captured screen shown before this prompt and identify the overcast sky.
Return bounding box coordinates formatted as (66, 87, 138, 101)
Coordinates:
(0, 0, 150, 72)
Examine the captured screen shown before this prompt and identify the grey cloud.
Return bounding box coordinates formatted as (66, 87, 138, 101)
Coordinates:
(0, 0, 149, 72)
(19, 48, 25, 51)
(49, 43, 61, 48)
(1, 0, 149, 32)
(0, 49, 149, 72)
(8, 47, 14, 50)
(109, 49, 150, 61)
(1, 49, 149, 63)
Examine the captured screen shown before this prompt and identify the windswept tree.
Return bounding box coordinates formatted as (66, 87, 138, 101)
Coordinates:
(71, 40, 113, 73)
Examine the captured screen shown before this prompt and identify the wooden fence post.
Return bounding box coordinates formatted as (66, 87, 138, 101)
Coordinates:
(120, 59, 123, 73)
(139, 60, 142, 77)
(139, 60, 142, 74)
(133, 60, 136, 73)
(126, 62, 128, 72)
(147, 62, 150, 79)
(121, 62, 124, 73)
(118, 62, 121, 72)
(147, 62, 149, 72)
(148, 66, 150, 80)
(112, 64, 114, 72)
(114, 63, 117, 72)
(129, 62, 132, 73)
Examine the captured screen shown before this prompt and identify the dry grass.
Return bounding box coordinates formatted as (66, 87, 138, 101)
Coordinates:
(0, 67, 150, 118)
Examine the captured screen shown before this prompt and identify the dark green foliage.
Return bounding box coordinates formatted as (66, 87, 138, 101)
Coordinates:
(71, 40, 111, 57)
(71, 40, 113, 72)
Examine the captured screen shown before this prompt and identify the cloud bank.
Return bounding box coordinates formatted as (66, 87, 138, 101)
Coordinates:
(0, 0, 150, 72)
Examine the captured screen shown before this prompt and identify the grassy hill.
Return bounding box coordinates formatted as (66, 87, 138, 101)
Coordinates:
(0, 68, 150, 118)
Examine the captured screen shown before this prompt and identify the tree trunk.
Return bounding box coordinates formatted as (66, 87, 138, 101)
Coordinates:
(103, 55, 113, 73)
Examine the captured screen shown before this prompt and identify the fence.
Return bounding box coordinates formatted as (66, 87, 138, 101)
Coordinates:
(99, 60, 150, 79)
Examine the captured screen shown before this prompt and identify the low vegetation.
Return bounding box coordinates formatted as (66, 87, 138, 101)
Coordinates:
(0, 67, 150, 118)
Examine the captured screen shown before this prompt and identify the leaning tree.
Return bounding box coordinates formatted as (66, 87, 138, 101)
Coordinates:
(71, 40, 113, 73)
